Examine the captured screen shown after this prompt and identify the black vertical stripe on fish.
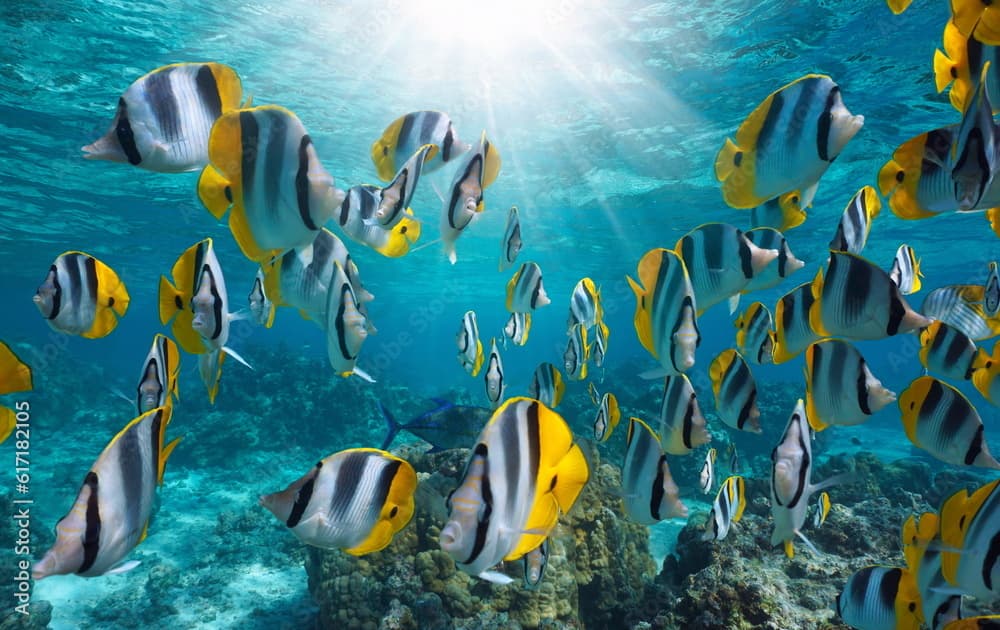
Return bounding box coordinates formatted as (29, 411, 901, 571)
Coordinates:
(239, 110, 260, 197)
(738, 390, 756, 430)
(144, 66, 180, 143)
(784, 414, 811, 508)
(848, 194, 865, 241)
(816, 86, 838, 162)
(372, 458, 402, 518)
(877, 568, 902, 614)
(115, 420, 144, 528)
(334, 284, 355, 361)
(191, 241, 208, 292)
(718, 485, 731, 522)
(338, 192, 352, 226)
(448, 155, 483, 229)
(150, 408, 164, 479)
(847, 566, 875, 612)
(855, 362, 872, 415)
(204, 266, 224, 341)
(295, 135, 319, 230)
(682, 394, 696, 449)
(47, 266, 62, 319)
(943, 330, 970, 367)
(756, 89, 786, 154)
(499, 402, 523, 516)
(984, 529, 999, 590)
(776, 238, 788, 277)
(737, 230, 753, 279)
(286, 464, 320, 527)
(65, 255, 83, 316)
(78, 472, 102, 574)
(650, 455, 667, 520)
(651, 251, 678, 342)
(114, 97, 142, 165)
(506, 223, 520, 262)
(965, 424, 986, 466)
(398, 113, 416, 149)
(842, 255, 873, 325)
(464, 446, 492, 566)
(262, 110, 287, 213)
(442, 125, 454, 162)
(329, 451, 367, 519)
(195, 64, 223, 120)
(419, 113, 437, 145)
(83, 255, 99, 309)
(526, 401, 541, 492)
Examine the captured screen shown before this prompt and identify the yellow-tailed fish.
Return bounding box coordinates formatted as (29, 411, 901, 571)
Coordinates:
(593, 392, 620, 442)
(522, 538, 549, 590)
(898, 375, 1000, 469)
(593, 321, 610, 369)
(197, 105, 345, 263)
(709, 349, 761, 433)
(886, 0, 913, 14)
(34, 251, 129, 339)
(938, 478, 1000, 601)
(136, 334, 180, 414)
(735, 301, 776, 365)
(986, 260, 1000, 316)
(803, 339, 896, 431)
(528, 363, 565, 409)
(699, 448, 717, 495)
(503, 311, 531, 347)
(658, 374, 712, 455)
(702, 475, 746, 542)
(621, 417, 687, 525)
(889, 244, 923, 295)
(371, 111, 469, 181)
(750, 192, 808, 232)
(439, 398, 589, 584)
(828, 186, 881, 254)
(567, 277, 603, 330)
(813, 492, 831, 529)
(260, 448, 416, 555)
(901, 512, 963, 630)
(262, 228, 373, 326)
(368, 144, 433, 229)
(674, 223, 778, 315)
(715, 74, 863, 209)
(627, 248, 700, 377)
(335, 184, 422, 257)
(440, 130, 501, 264)
(922, 283, 1000, 340)
(197, 348, 226, 405)
(952, 0, 1000, 46)
(972, 340, 1000, 403)
(742, 227, 805, 294)
(773, 281, 820, 363)
(835, 566, 923, 630)
(564, 323, 589, 381)
(954, 63, 1000, 211)
(324, 261, 373, 382)
(919, 320, 989, 381)
(934, 20, 1000, 113)
(484, 338, 505, 409)
(499, 205, 522, 272)
(248, 268, 276, 328)
(33, 406, 180, 579)
(83, 62, 242, 172)
(507, 262, 550, 313)
(158, 239, 252, 369)
(809, 251, 932, 341)
(0, 341, 32, 445)
(770, 399, 850, 558)
(457, 311, 484, 377)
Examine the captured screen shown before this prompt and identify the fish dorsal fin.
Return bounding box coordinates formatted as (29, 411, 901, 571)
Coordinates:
(0, 342, 33, 394)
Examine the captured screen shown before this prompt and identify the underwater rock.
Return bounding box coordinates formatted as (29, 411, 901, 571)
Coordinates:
(305, 446, 654, 629)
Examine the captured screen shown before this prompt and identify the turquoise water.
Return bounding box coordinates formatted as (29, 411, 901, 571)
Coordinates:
(2, 0, 999, 628)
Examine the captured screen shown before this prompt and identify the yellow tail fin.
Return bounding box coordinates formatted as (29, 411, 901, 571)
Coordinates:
(197, 165, 232, 220)
(158, 276, 183, 325)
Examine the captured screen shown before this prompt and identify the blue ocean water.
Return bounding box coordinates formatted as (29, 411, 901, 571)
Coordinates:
(1, 0, 998, 628)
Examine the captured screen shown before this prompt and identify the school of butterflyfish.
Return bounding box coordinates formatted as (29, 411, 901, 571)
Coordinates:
(2, 4, 998, 621)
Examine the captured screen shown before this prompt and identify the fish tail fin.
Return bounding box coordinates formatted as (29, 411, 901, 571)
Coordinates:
(158, 436, 183, 485)
(878, 135, 941, 220)
(972, 346, 992, 372)
(472, 339, 484, 377)
(376, 214, 421, 258)
(987, 207, 1000, 239)
(804, 391, 829, 432)
(933, 47, 957, 95)
(953, 0, 1000, 46)
(379, 401, 401, 450)
(82, 306, 120, 339)
(158, 276, 182, 325)
(196, 165, 232, 220)
(807, 268, 830, 336)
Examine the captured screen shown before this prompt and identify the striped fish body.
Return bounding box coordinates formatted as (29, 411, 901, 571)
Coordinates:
(715, 74, 863, 208)
(260, 448, 416, 555)
(835, 566, 923, 630)
(593, 322, 609, 368)
(879, 125, 965, 219)
(33, 407, 180, 579)
(83, 62, 243, 173)
(922, 284, 1000, 341)
(675, 223, 778, 315)
(136, 334, 180, 414)
(735, 301, 775, 364)
(804, 339, 896, 431)
(938, 479, 1000, 601)
(528, 363, 565, 408)
(484, 338, 505, 408)
(901, 512, 964, 630)
(506, 262, 550, 313)
(952, 62, 1000, 212)
(743, 227, 805, 292)
(197, 105, 345, 263)
(325, 261, 370, 379)
(750, 192, 807, 232)
(627, 248, 700, 375)
(336, 184, 422, 258)
(658, 374, 711, 455)
(986, 261, 1000, 317)
(567, 277, 602, 330)
(457, 311, 485, 377)
(810, 251, 932, 341)
(263, 228, 372, 326)
(564, 323, 589, 380)
(709, 349, 761, 433)
(248, 268, 275, 328)
(198, 348, 226, 404)
(828, 186, 881, 255)
(699, 448, 716, 494)
(34, 251, 130, 339)
(158, 238, 235, 355)
(919, 320, 985, 381)
(898, 376, 1000, 469)
(935, 20, 1000, 114)
(773, 281, 820, 363)
(503, 311, 531, 346)
(441, 130, 501, 264)
(439, 398, 589, 580)
(0, 341, 32, 396)
(499, 206, 522, 272)
(622, 417, 687, 525)
(371, 111, 470, 181)
(593, 392, 621, 442)
(702, 475, 746, 542)
(770, 399, 819, 557)
(889, 244, 923, 295)
(373, 144, 432, 229)
(813, 491, 831, 528)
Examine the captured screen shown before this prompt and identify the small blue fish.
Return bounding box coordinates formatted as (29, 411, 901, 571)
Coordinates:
(379, 399, 493, 453)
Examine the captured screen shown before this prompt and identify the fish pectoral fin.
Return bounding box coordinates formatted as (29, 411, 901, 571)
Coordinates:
(351, 366, 376, 383)
(477, 570, 515, 585)
(105, 560, 142, 575)
(197, 165, 233, 220)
